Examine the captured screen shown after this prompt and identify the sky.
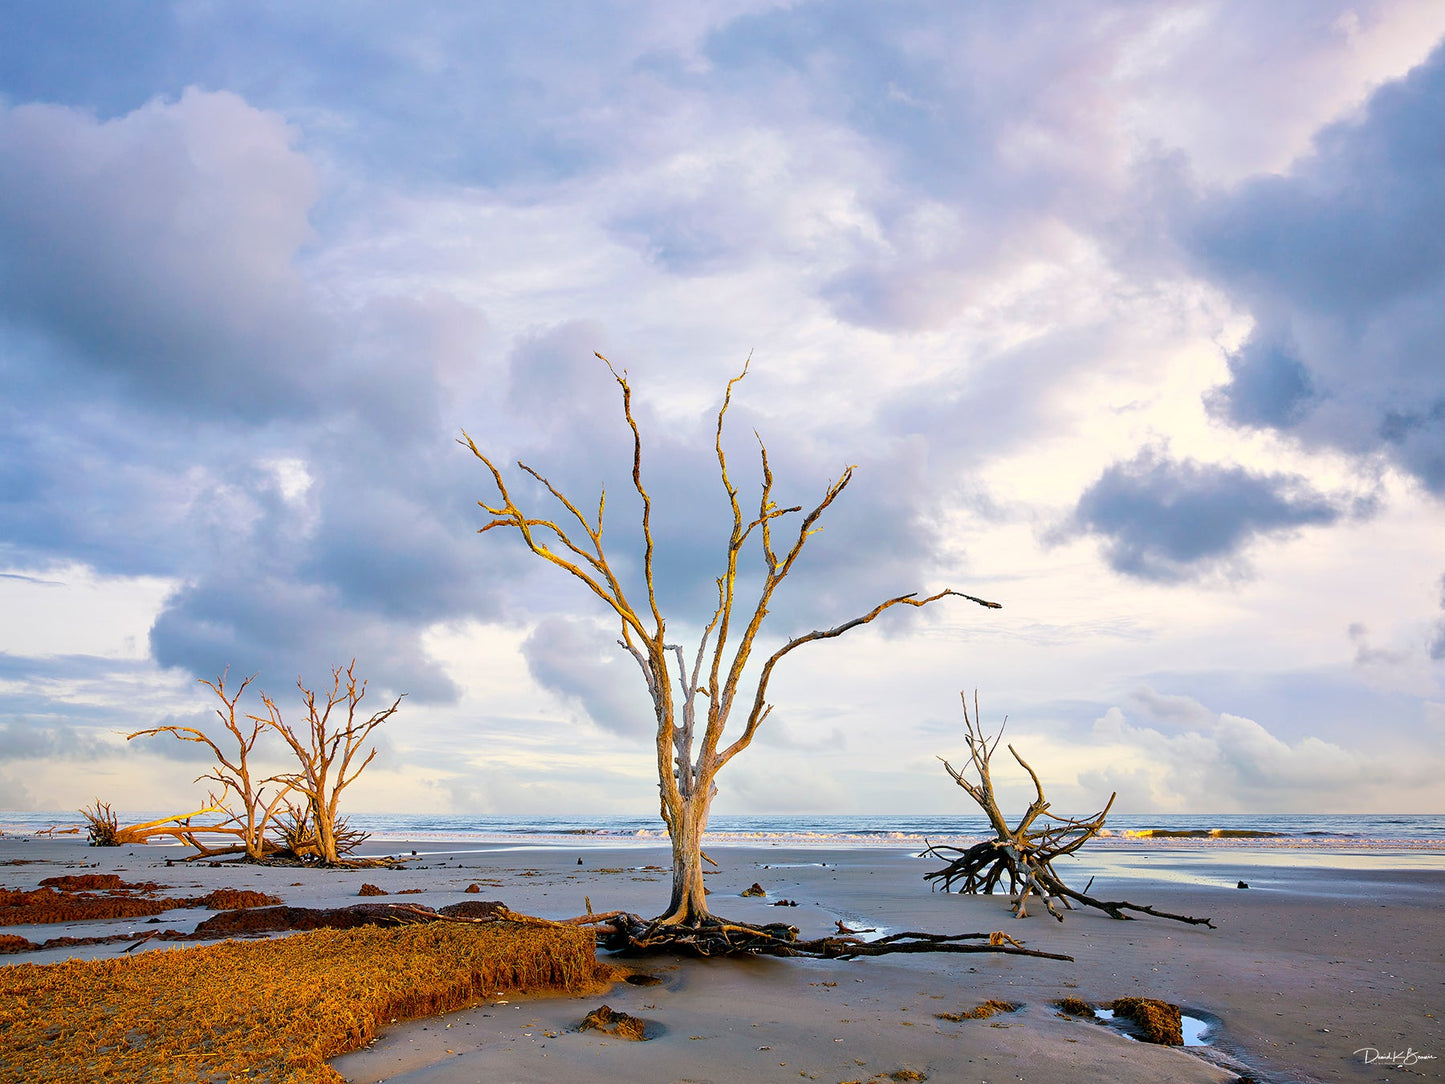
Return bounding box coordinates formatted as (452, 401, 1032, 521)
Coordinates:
(2, 1, 1444, 819)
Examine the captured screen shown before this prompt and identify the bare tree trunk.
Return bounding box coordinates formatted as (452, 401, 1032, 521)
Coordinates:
(660, 792, 713, 924)
(313, 788, 339, 866)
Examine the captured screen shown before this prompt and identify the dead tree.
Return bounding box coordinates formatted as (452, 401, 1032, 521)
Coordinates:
(924, 692, 1213, 928)
(251, 662, 402, 865)
(128, 671, 295, 860)
(464, 356, 1000, 948)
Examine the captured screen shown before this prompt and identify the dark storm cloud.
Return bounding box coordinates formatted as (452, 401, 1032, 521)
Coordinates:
(1206, 337, 1319, 430)
(1182, 39, 1445, 494)
(143, 425, 513, 704)
(1067, 447, 1346, 581)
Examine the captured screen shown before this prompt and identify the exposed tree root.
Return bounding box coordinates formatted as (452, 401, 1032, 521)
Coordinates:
(574, 911, 1074, 961)
(922, 840, 1215, 928)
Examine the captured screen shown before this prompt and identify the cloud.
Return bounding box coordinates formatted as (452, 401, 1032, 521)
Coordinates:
(0, 88, 325, 417)
(3, 5, 1444, 818)
(1181, 38, 1445, 495)
(1064, 446, 1349, 581)
(149, 574, 459, 705)
(1432, 574, 1445, 662)
(1081, 693, 1431, 813)
(0, 85, 505, 697)
(520, 617, 655, 738)
(0, 718, 110, 761)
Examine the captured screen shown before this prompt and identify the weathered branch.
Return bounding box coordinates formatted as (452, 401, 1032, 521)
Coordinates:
(591, 912, 1073, 961)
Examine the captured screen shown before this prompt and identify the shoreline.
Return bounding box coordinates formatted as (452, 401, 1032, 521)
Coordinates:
(3, 836, 1442, 1082)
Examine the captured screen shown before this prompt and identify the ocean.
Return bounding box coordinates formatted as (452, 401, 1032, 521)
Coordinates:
(4, 810, 1442, 849)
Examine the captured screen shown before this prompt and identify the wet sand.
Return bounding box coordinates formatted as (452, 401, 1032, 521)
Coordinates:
(2, 836, 1441, 1082)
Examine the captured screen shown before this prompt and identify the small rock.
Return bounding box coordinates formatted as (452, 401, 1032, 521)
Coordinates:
(1237, 881, 1249, 889)
(740, 882, 766, 897)
(358, 883, 387, 897)
(464, 883, 481, 894)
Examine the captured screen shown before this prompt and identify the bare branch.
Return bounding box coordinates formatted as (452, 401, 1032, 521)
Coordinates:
(717, 588, 998, 768)
(596, 352, 664, 637)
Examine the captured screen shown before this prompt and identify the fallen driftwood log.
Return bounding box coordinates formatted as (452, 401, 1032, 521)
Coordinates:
(924, 691, 1214, 929)
(565, 911, 1074, 962)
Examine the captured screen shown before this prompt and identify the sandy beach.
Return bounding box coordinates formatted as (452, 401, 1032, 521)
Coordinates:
(2, 834, 1441, 1083)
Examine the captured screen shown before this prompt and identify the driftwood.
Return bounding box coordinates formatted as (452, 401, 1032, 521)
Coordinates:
(79, 800, 232, 848)
(75, 797, 387, 866)
(4, 893, 1072, 964)
(924, 692, 1213, 929)
(564, 911, 1073, 962)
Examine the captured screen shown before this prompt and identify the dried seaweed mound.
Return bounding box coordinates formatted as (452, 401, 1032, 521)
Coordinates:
(200, 888, 281, 910)
(39, 874, 131, 891)
(0, 878, 281, 928)
(1111, 997, 1183, 1045)
(0, 886, 171, 926)
(0, 920, 612, 1083)
(935, 999, 1018, 1021)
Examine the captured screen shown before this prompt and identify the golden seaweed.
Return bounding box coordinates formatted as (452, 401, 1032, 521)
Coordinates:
(935, 998, 1018, 1021)
(1110, 996, 1183, 1045)
(0, 920, 611, 1083)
